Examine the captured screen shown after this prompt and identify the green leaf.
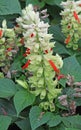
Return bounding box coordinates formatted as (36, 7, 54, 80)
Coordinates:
(47, 115, 62, 127)
(49, 123, 65, 130)
(49, 25, 65, 42)
(0, 0, 21, 15)
(62, 115, 81, 129)
(0, 115, 11, 130)
(60, 56, 81, 87)
(65, 128, 80, 130)
(36, 127, 45, 130)
(16, 80, 28, 89)
(14, 90, 35, 115)
(45, 0, 62, 5)
(29, 106, 52, 130)
(26, 0, 45, 8)
(0, 99, 16, 118)
(54, 42, 71, 55)
(0, 78, 17, 98)
(16, 117, 31, 130)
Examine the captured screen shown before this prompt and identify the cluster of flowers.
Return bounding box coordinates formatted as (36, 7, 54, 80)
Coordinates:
(60, 0, 81, 50)
(16, 5, 63, 112)
(0, 20, 16, 67)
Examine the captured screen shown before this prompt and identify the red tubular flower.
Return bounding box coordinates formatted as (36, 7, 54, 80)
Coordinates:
(23, 48, 30, 57)
(68, 25, 71, 29)
(45, 48, 53, 54)
(73, 11, 80, 23)
(0, 30, 3, 38)
(22, 60, 31, 70)
(20, 37, 24, 44)
(57, 74, 65, 81)
(65, 35, 71, 44)
(50, 48, 53, 51)
(16, 24, 19, 27)
(23, 53, 27, 57)
(30, 33, 34, 38)
(45, 50, 48, 53)
(48, 60, 60, 73)
(7, 47, 12, 51)
(78, 4, 81, 7)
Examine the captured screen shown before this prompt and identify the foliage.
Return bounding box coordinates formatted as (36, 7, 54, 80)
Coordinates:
(0, 0, 81, 130)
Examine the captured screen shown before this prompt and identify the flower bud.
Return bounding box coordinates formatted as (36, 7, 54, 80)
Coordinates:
(16, 80, 28, 89)
(38, 78, 44, 88)
(43, 102, 49, 110)
(40, 89, 46, 100)
(49, 103, 55, 112)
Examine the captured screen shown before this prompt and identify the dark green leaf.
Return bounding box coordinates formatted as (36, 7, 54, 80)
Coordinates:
(49, 123, 65, 130)
(14, 90, 35, 115)
(45, 0, 62, 5)
(16, 117, 31, 130)
(29, 106, 52, 130)
(0, 0, 21, 15)
(0, 78, 17, 98)
(26, 0, 45, 8)
(65, 128, 80, 130)
(47, 115, 62, 127)
(54, 42, 71, 55)
(0, 99, 16, 118)
(0, 115, 11, 130)
(62, 115, 81, 129)
(49, 25, 65, 42)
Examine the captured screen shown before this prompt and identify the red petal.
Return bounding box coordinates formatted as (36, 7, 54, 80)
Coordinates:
(16, 24, 19, 27)
(45, 50, 48, 53)
(65, 35, 71, 44)
(73, 11, 80, 23)
(20, 37, 24, 44)
(23, 53, 28, 57)
(67, 25, 71, 29)
(30, 33, 34, 38)
(48, 60, 60, 73)
(7, 47, 12, 51)
(0, 30, 3, 38)
(22, 60, 31, 70)
(78, 4, 81, 7)
(57, 74, 65, 80)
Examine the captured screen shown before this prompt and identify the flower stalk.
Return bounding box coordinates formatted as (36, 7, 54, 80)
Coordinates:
(16, 5, 63, 112)
(60, 0, 81, 50)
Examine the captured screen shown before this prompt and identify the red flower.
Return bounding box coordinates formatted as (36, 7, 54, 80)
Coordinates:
(22, 60, 31, 70)
(65, 35, 71, 44)
(44, 48, 53, 54)
(73, 11, 80, 23)
(7, 47, 12, 51)
(23, 48, 30, 57)
(20, 37, 24, 44)
(16, 24, 19, 27)
(45, 50, 48, 53)
(57, 74, 65, 81)
(78, 4, 81, 7)
(30, 33, 34, 38)
(67, 25, 71, 29)
(23, 53, 27, 57)
(48, 60, 60, 73)
(0, 30, 3, 38)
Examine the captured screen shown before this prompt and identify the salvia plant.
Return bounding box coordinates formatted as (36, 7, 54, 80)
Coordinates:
(60, 0, 81, 50)
(16, 5, 63, 112)
(1, 0, 81, 130)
